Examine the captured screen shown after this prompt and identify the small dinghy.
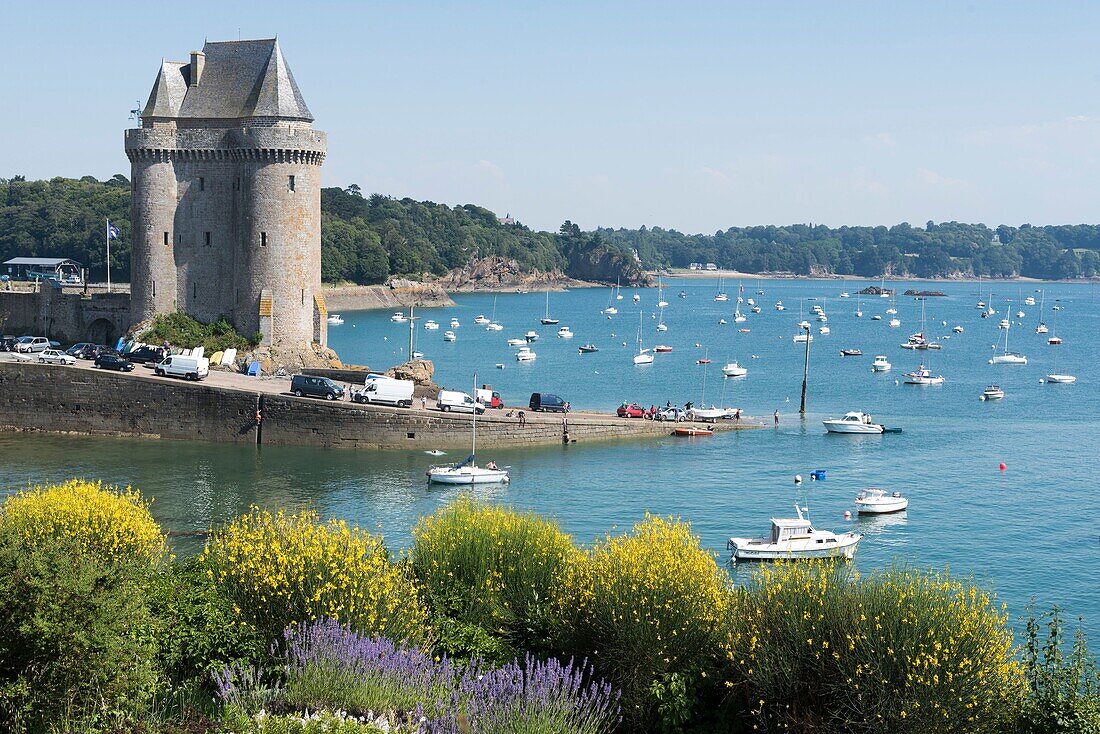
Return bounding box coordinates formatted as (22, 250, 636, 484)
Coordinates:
(674, 425, 714, 437)
(840, 349, 862, 357)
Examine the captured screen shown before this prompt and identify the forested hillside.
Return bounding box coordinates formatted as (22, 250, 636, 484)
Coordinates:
(2, 175, 1098, 283)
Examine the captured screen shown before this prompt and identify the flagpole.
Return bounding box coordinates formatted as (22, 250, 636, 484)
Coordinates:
(105, 219, 112, 294)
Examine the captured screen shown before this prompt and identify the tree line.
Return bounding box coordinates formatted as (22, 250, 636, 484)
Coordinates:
(2, 175, 1098, 283)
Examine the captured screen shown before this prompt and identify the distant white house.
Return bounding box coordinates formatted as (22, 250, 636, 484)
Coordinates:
(497, 213, 516, 226)
(705, 263, 718, 271)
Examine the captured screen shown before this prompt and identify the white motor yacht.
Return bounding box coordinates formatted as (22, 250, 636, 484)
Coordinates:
(506, 338, 525, 346)
(888, 318, 901, 328)
(819, 326, 830, 335)
(327, 314, 344, 325)
(823, 411, 885, 434)
(557, 326, 574, 339)
(727, 505, 862, 562)
(515, 347, 536, 362)
(603, 306, 619, 315)
(1045, 374, 1077, 384)
(979, 385, 1004, 400)
(424, 320, 439, 330)
(953, 325, 964, 333)
(450, 318, 460, 328)
(854, 489, 908, 514)
(903, 365, 944, 385)
(443, 331, 457, 342)
(391, 312, 408, 323)
(871, 355, 891, 372)
(524, 330, 540, 342)
(474, 314, 490, 325)
(775, 301, 785, 311)
(486, 322, 504, 332)
(721, 362, 748, 377)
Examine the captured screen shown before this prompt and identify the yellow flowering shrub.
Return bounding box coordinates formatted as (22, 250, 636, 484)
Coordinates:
(411, 497, 577, 659)
(202, 507, 428, 645)
(0, 478, 166, 565)
(723, 560, 1025, 733)
(555, 514, 731, 730)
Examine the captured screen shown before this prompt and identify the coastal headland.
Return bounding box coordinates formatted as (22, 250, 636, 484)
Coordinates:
(0, 362, 759, 450)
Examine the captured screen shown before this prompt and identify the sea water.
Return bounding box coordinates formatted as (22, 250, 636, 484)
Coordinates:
(1, 277, 1095, 634)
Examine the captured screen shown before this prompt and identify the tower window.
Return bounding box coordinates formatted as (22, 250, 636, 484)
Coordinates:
(235, 177, 241, 191)
(193, 283, 197, 299)
(199, 177, 205, 191)
(260, 232, 268, 247)
(301, 288, 305, 305)
(152, 280, 156, 298)
(204, 232, 211, 247)
(163, 232, 169, 247)
(288, 175, 296, 192)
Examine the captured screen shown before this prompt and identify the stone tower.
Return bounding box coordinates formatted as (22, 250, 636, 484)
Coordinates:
(125, 39, 328, 350)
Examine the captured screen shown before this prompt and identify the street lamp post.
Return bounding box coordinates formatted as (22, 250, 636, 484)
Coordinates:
(799, 323, 811, 416)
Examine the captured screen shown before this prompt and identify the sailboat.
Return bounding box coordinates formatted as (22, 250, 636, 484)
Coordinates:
(633, 311, 654, 365)
(486, 296, 504, 330)
(714, 272, 729, 302)
(540, 291, 559, 325)
(615, 278, 623, 300)
(688, 355, 728, 420)
(656, 304, 668, 332)
(427, 375, 509, 485)
(657, 275, 669, 308)
(989, 324, 1027, 365)
(879, 275, 890, 298)
(1045, 336, 1075, 382)
(855, 290, 863, 318)
(1048, 305, 1063, 345)
(793, 301, 813, 342)
(1035, 290, 1048, 334)
(976, 274, 986, 309)
(603, 282, 618, 315)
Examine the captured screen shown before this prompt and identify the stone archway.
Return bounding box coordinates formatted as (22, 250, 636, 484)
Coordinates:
(86, 318, 120, 347)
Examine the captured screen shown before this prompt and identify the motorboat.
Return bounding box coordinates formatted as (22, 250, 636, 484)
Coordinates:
(979, 385, 1004, 401)
(903, 364, 944, 385)
(871, 315, 882, 321)
(412, 351, 424, 359)
(746, 298, 756, 306)
(443, 331, 457, 342)
(718, 319, 727, 325)
(888, 318, 901, 328)
(687, 406, 729, 421)
(578, 344, 599, 353)
(428, 377, 508, 485)
(1048, 336, 1063, 345)
(391, 312, 408, 323)
(714, 293, 729, 302)
(854, 489, 908, 514)
(507, 337, 525, 346)
(656, 323, 668, 332)
(953, 325, 964, 333)
(674, 425, 714, 437)
(885, 307, 897, 315)
(840, 292, 850, 298)
(819, 326, 830, 335)
(998, 318, 1010, 329)
(775, 301, 786, 311)
(739, 328, 751, 333)
(450, 318, 460, 328)
(516, 347, 536, 362)
(603, 306, 619, 315)
(871, 355, 891, 372)
(840, 349, 862, 357)
(474, 314, 490, 325)
(721, 362, 748, 377)
(727, 504, 862, 562)
(524, 330, 539, 341)
(633, 293, 640, 303)
(1045, 374, 1077, 384)
(823, 411, 885, 434)
(989, 325, 1026, 365)
(424, 320, 439, 330)
(751, 306, 762, 314)
(557, 326, 574, 339)
(327, 314, 344, 325)
(654, 345, 673, 353)
(486, 322, 504, 332)
(1036, 323, 1048, 334)
(1016, 310, 1026, 319)
(1025, 296, 1036, 306)
(696, 357, 712, 364)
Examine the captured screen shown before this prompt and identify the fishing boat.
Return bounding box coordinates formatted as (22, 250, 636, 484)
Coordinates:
(823, 411, 885, 434)
(557, 326, 574, 339)
(989, 325, 1027, 365)
(654, 345, 673, 353)
(423, 319, 439, 330)
(841, 348, 863, 357)
(727, 504, 863, 562)
(327, 314, 344, 325)
(540, 291, 559, 325)
(674, 425, 715, 437)
(427, 377, 508, 485)
(854, 489, 908, 514)
(524, 330, 539, 342)
(721, 362, 748, 377)
(979, 385, 1004, 400)
(391, 311, 408, 323)
(516, 346, 537, 362)
(578, 343, 599, 353)
(871, 355, 891, 372)
(903, 364, 944, 385)
(443, 330, 457, 342)
(633, 311, 654, 365)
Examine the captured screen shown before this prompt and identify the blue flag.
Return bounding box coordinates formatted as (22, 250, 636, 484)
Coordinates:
(107, 223, 120, 240)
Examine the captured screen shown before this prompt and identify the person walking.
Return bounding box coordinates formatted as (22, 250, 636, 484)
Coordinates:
(774, 409, 780, 426)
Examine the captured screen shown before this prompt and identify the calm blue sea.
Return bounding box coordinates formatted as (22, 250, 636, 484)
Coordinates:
(1, 277, 1096, 635)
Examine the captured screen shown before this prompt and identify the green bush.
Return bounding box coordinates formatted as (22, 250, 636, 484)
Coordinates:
(0, 531, 158, 731)
(139, 312, 256, 353)
(411, 497, 576, 661)
(221, 709, 392, 733)
(1017, 605, 1100, 734)
(722, 561, 1025, 733)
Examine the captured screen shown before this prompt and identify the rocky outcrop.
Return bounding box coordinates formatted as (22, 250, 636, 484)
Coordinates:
(858, 286, 895, 296)
(386, 359, 435, 386)
(243, 343, 343, 375)
(904, 289, 947, 297)
(566, 248, 652, 287)
(323, 280, 454, 311)
(435, 256, 589, 292)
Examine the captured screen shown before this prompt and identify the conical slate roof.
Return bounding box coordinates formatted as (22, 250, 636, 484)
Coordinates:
(141, 39, 313, 122)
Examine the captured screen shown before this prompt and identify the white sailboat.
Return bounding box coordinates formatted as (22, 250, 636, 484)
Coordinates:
(427, 376, 508, 485)
(1046, 300, 1061, 344)
(633, 311, 654, 365)
(688, 353, 728, 420)
(540, 291, 559, 325)
(714, 272, 728, 302)
(989, 324, 1027, 365)
(486, 296, 504, 331)
(657, 275, 669, 308)
(603, 282, 619, 315)
(656, 305, 668, 332)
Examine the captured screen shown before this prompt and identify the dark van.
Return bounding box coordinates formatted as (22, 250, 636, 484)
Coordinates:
(291, 374, 345, 400)
(529, 392, 568, 413)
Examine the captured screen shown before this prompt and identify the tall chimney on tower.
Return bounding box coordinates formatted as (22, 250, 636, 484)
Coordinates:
(190, 51, 205, 85)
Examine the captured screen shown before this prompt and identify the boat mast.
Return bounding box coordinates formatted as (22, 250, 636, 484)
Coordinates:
(471, 373, 477, 462)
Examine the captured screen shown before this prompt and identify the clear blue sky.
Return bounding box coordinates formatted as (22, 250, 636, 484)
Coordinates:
(3, 1, 1098, 233)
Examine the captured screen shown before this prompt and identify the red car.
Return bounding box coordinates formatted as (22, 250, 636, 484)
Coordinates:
(617, 402, 646, 418)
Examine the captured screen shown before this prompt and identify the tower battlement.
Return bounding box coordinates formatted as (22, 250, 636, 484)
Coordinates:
(127, 39, 327, 350)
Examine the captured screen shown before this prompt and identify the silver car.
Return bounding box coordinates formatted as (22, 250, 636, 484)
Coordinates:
(39, 349, 76, 365)
(15, 336, 49, 353)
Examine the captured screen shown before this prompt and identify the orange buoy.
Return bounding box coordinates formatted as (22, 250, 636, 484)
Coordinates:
(999, 462, 1006, 472)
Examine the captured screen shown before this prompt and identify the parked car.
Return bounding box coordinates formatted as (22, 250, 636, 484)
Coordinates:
(0, 336, 17, 352)
(126, 346, 169, 364)
(94, 352, 135, 371)
(616, 402, 646, 418)
(38, 349, 76, 365)
(74, 343, 108, 360)
(154, 355, 209, 381)
(290, 374, 345, 400)
(66, 342, 95, 357)
(655, 406, 686, 422)
(437, 389, 485, 414)
(529, 392, 568, 412)
(14, 336, 49, 353)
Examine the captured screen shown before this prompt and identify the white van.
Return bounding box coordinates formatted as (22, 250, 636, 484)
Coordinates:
(353, 377, 414, 407)
(437, 389, 485, 414)
(154, 355, 209, 381)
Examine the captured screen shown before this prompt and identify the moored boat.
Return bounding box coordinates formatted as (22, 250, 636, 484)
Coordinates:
(979, 385, 1004, 400)
(823, 411, 885, 434)
(721, 362, 747, 377)
(903, 364, 944, 385)
(840, 348, 862, 357)
(871, 355, 891, 372)
(578, 343, 599, 353)
(854, 488, 908, 514)
(727, 504, 862, 562)
(674, 425, 714, 437)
